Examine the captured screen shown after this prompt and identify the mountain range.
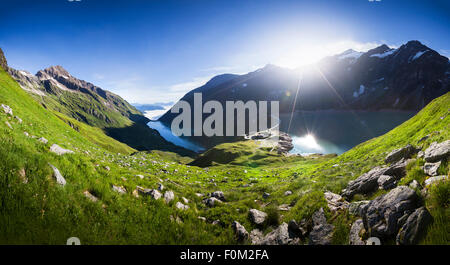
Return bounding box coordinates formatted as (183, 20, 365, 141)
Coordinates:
(159, 41, 450, 125)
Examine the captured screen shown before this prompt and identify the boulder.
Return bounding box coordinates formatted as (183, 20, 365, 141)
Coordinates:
(342, 160, 408, 199)
(203, 197, 221, 207)
(211, 191, 225, 201)
(49, 163, 66, 186)
(423, 161, 441, 176)
(377, 175, 397, 190)
(257, 223, 291, 245)
(137, 186, 161, 200)
(249, 209, 267, 225)
(49, 144, 74, 155)
(231, 221, 249, 242)
(164, 190, 175, 203)
(349, 219, 365, 245)
(324, 191, 349, 212)
(424, 140, 450, 162)
(157, 183, 164, 191)
(424, 175, 448, 187)
(309, 208, 334, 245)
(385, 144, 419, 164)
(396, 207, 432, 245)
(112, 185, 126, 194)
(342, 167, 387, 199)
(175, 201, 189, 210)
(362, 186, 419, 239)
(1, 104, 13, 115)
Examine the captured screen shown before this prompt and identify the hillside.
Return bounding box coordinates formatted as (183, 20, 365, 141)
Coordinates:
(1, 53, 448, 245)
(2, 51, 194, 157)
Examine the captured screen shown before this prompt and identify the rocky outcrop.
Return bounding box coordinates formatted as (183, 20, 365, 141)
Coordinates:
(423, 140, 450, 162)
(396, 207, 432, 245)
(49, 144, 74, 155)
(231, 221, 249, 242)
(277, 132, 294, 154)
(342, 159, 409, 199)
(249, 209, 267, 225)
(309, 208, 334, 245)
(49, 163, 66, 186)
(385, 144, 419, 164)
(377, 175, 397, 190)
(0, 48, 7, 70)
(362, 186, 419, 239)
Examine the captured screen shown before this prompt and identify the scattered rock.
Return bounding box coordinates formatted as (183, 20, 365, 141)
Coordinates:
(212, 220, 221, 225)
(377, 175, 397, 190)
(49, 144, 74, 155)
(23, 132, 29, 137)
(424, 175, 448, 187)
(182, 197, 189, 203)
(175, 201, 189, 210)
(385, 144, 419, 164)
(137, 186, 161, 199)
(262, 192, 270, 199)
(164, 190, 175, 203)
(38, 137, 48, 144)
(324, 191, 349, 212)
(197, 216, 207, 222)
(396, 206, 432, 245)
(157, 183, 164, 191)
(249, 209, 267, 225)
(349, 219, 365, 245)
(211, 191, 225, 201)
(232, 221, 249, 242)
(5, 121, 12, 129)
(424, 140, 450, 162)
(195, 193, 204, 197)
(136, 174, 144, 179)
(204, 197, 221, 207)
(362, 186, 419, 239)
(423, 161, 441, 176)
(284, 190, 292, 196)
(104, 166, 110, 171)
(1, 104, 13, 115)
(15, 116, 22, 123)
(112, 185, 126, 194)
(83, 190, 98, 202)
(49, 163, 66, 186)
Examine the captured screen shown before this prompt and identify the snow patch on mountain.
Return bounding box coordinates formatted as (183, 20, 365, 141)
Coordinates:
(370, 49, 396, 58)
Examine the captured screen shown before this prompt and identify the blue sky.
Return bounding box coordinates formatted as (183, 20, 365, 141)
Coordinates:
(1, 0, 449, 104)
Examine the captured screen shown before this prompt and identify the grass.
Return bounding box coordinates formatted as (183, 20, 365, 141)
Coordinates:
(0, 65, 448, 245)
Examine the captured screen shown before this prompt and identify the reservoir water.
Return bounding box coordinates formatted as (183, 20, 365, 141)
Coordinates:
(148, 110, 416, 155)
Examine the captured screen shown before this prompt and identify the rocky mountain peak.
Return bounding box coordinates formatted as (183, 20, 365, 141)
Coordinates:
(365, 44, 391, 56)
(41, 65, 71, 78)
(0, 48, 8, 70)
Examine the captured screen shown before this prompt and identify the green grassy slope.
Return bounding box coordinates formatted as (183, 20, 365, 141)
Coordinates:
(0, 68, 232, 244)
(0, 63, 448, 244)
